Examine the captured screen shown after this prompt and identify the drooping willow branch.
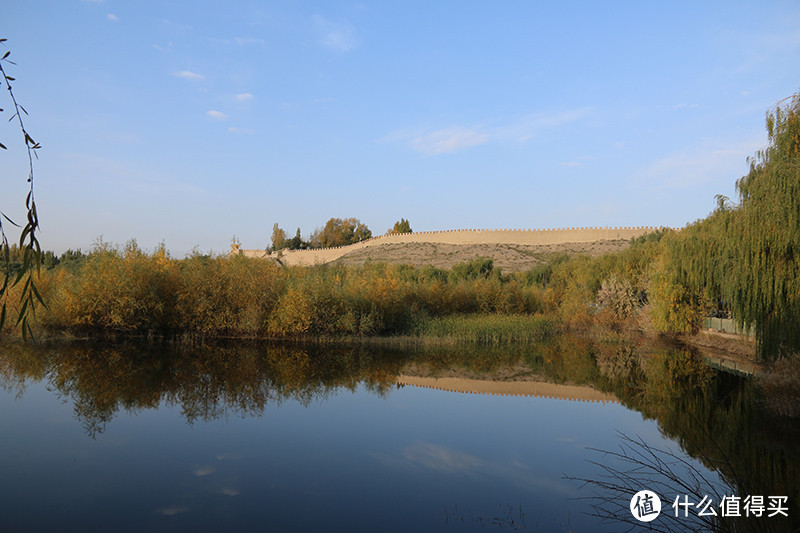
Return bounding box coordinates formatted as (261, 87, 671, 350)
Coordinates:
(0, 38, 45, 340)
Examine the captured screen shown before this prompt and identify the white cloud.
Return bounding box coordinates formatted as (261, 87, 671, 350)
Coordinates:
(560, 161, 582, 167)
(235, 93, 254, 102)
(173, 70, 204, 81)
(228, 127, 254, 135)
(206, 110, 229, 121)
(313, 15, 358, 52)
(106, 13, 118, 22)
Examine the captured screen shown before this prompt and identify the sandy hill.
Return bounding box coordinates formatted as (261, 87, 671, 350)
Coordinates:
(235, 227, 659, 273)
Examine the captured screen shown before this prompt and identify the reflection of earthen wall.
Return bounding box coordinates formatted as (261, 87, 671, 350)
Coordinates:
(396, 375, 619, 404)
(236, 226, 663, 266)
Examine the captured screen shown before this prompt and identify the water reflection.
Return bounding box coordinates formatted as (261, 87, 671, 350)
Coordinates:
(0, 336, 798, 531)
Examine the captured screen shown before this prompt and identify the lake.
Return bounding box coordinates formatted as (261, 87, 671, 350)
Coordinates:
(0, 336, 797, 532)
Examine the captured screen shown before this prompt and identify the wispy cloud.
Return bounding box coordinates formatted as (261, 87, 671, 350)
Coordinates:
(313, 15, 358, 52)
(228, 126, 254, 135)
(235, 92, 254, 102)
(206, 110, 229, 121)
(382, 108, 591, 156)
(173, 70, 204, 81)
(502, 108, 592, 143)
(234, 37, 265, 46)
(640, 139, 763, 191)
(411, 127, 489, 156)
(106, 13, 118, 22)
(160, 19, 193, 32)
(61, 152, 207, 197)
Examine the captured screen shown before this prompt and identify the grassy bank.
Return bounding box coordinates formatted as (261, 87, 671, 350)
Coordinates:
(413, 314, 558, 344)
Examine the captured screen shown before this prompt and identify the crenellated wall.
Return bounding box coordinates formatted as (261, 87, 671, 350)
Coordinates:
(234, 226, 664, 266)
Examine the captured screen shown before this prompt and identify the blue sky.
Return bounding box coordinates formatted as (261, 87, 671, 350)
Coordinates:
(3, 1, 799, 256)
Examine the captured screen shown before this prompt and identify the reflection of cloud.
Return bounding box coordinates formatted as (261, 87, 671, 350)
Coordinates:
(221, 487, 240, 496)
(173, 70, 204, 81)
(193, 466, 216, 476)
(402, 442, 483, 472)
(375, 443, 575, 496)
(159, 506, 188, 516)
(314, 15, 358, 52)
(216, 452, 243, 460)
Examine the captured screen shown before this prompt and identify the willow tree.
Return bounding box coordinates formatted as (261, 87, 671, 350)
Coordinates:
(724, 91, 800, 357)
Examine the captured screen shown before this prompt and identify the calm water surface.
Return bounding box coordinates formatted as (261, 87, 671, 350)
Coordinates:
(0, 338, 797, 532)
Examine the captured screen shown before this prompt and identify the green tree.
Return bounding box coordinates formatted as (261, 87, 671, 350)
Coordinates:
(0, 39, 44, 339)
(287, 228, 308, 250)
(388, 218, 412, 234)
(317, 217, 372, 248)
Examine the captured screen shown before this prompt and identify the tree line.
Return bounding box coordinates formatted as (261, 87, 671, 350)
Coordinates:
(269, 217, 412, 252)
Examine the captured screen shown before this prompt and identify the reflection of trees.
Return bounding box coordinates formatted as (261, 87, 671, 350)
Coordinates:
(0, 342, 406, 437)
(1, 335, 798, 531)
(0, 343, 49, 397)
(573, 338, 800, 532)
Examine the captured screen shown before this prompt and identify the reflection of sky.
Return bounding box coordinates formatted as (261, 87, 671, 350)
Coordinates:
(376, 440, 577, 498)
(0, 378, 711, 532)
(402, 441, 484, 472)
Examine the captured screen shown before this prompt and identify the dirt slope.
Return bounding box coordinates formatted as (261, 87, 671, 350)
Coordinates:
(334, 239, 632, 273)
